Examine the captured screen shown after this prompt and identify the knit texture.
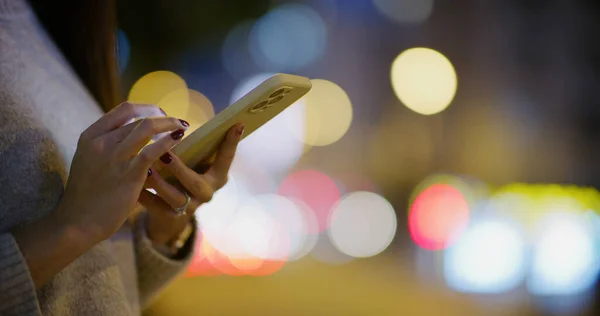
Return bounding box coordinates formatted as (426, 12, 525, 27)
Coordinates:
(0, 1, 194, 314)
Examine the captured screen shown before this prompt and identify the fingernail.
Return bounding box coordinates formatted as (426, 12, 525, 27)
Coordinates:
(147, 169, 152, 176)
(160, 153, 172, 164)
(171, 129, 185, 140)
(179, 119, 190, 128)
(159, 108, 167, 116)
(236, 124, 245, 137)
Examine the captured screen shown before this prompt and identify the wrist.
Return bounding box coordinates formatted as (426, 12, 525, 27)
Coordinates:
(146, 216, 195, 258)
(49, 206, 104, 248)
(146, 213, 192, 245)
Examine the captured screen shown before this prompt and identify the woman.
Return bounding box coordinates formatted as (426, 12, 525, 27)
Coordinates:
(0, 0, 239, 315)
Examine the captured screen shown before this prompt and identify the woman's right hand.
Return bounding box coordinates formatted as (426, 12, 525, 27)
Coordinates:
(53, 102, 189, 243)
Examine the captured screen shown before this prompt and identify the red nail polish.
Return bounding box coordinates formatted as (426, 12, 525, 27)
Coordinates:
(160, 153, 172, 164)
(171, 129, 185, 140)
(180, 119, 190, 128)
(147, 169, 152, 176)
(236, 124, 245, 136)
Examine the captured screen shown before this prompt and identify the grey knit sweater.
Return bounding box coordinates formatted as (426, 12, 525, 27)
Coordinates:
(0, 1, 194, 315)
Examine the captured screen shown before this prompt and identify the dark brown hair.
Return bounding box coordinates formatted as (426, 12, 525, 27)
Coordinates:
(29, 0, 120, 112)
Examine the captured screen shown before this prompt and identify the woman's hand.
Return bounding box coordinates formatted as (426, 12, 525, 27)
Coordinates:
(139, 124, 243, 247)
(54, 102, 189, 243)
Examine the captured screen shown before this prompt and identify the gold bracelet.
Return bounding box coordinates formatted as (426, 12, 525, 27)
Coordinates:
(153, 221, 194, 257)
(169, 221, 194, 251)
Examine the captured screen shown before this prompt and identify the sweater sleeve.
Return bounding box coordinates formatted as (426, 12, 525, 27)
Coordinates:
(0, 233, 41, 316)
(132, 212, 196, 308)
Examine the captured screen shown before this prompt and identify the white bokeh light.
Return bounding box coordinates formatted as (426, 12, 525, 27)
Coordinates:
(230, 74, 306, 175)
(444, 218, 527, 293)
(255, 194, 309, 258)
(528, 212, 600, 296)
(203, 193, 312, 261)
(230, 199, 278, 260)
(249, 4, 327, 71)
(195, 176, 249, 257)
(286, 198, 319, 261)
(328, 192, 397, 258)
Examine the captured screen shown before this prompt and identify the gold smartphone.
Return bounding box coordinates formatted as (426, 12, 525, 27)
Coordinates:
(159, 73, 312, 179)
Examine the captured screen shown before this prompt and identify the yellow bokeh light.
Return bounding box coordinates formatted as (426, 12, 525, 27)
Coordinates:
(290, 79, 353, 146)
(128, 70, 188, 105)
(157, 89, 214, 132)
(391, 47, 457, 115)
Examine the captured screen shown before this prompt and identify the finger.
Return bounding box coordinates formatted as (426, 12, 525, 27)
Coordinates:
(104, 115, 184, 145)
(83, 102, 162, 139)
(158, 152, 215, 203)
(117, 117, 188, 161)
(103, 119, 141, 145)
(207, 124, 243, 183)
(138, 189, 175, 216)
(147, 166, 192, 211)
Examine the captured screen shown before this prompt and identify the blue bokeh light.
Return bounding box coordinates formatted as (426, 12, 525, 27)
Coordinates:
(249, 4, 327, 71)
(444, 217, 527, 294)
(528, 212, 600, 296)
(116, 29, 130, 73)
(221, 21, 257, 80)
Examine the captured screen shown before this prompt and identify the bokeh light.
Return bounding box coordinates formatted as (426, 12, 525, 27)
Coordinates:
(251, 194, 310, 260)
(185, 233, 222, 278)
(372, 0, 434, 24)
(391, 47, 457, 115)
(409, 184, 470, 250)
(128, 70, 188, 105)
(249, 4, 327, 71)
(290, 79, 353, 147)
(203, 239, 246, 276)
(229, 73, 274, 103)
(278, 169, 341, 234)
(116, 29, 130, 73)
(157, 89, 214, 132)
(230, 73, 306, 175)
(329, 192, 397, 258)
(444, 218, 527, 293)
(482, 191, 540, 232)
(195, 177, 247, 258)
(528, 212, 600, 296)
(221, 21, 257, 80)
(285, 198, 319, 261)
(229, 159, 278, 196)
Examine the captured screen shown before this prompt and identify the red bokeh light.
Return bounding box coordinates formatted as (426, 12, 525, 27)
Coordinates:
(277, 170, 340, 233)
(408, 184, 470, 250)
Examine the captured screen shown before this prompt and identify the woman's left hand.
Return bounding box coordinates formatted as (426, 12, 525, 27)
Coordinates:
(138, 123, 243, 247)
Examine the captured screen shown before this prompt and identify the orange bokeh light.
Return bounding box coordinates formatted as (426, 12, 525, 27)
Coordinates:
(185, 233, 222, 277)
(408, 184, 470, 250)
(203, 240, 245, 277)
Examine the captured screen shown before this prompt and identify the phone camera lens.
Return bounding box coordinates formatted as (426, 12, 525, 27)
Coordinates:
(268, 95, 285, 105)
(249, 100, 270, 113)
(269, 88, 287, 98)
